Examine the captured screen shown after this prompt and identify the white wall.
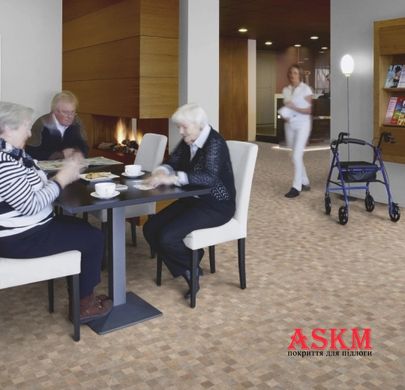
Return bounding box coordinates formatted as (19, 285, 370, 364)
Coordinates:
(170, 0, 219, 152)
(331, 0, 405, 205)
(0, 0, 62, 117)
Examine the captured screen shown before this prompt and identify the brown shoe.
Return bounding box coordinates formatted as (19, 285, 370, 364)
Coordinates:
(80, 293, 112, 323)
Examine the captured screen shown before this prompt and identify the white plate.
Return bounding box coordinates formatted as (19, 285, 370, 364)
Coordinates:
(80, 173, 119, 182)
(122, 171, 145, 179)
(90, 190, 120, 199)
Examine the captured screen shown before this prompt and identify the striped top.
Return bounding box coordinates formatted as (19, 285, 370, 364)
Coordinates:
(0, 143, 60, 237)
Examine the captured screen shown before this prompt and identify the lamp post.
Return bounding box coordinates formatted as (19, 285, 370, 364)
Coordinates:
(340, 54, 356, 200)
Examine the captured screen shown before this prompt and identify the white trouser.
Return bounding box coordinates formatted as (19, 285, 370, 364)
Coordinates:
(284, 118, 311, 191)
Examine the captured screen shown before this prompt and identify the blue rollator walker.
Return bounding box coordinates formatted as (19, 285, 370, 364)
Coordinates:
(324, 131, 400, 225)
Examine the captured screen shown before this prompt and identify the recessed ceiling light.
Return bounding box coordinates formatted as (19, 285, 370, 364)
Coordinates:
(310, 36, 319, 40)
(294, 44, 301, 47)
(238, 27, 248, 33)
(319, 51, 325, 54)
(265, 41, 272, 46)
(321, 46, 328, 50)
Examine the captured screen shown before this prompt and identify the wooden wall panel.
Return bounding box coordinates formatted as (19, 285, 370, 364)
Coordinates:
(219, 37, 248, 141)
(63, 0, 125, 22)
(63, 0, 179, 132)
(63, 38, 139, 81)
(140, 36, 178, 78)
(140, 0, 179, 38)
(63, 0, 140, 51)
(63, 79, 139, 118)
(379, 24, 405, 55)
(77, 113, 96, 149)
(139, 78, 178, 118)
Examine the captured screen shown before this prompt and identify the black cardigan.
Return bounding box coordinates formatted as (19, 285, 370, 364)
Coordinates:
(166, 128, 236, 214)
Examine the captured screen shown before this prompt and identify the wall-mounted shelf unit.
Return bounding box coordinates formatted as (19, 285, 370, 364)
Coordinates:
(374, 18, 405, 163)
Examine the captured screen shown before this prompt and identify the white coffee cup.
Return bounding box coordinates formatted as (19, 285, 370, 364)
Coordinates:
(125, 164, 142, 176)
(95, 182, 116, 198)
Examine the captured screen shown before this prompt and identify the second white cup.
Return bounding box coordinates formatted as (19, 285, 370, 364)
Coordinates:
(125, 164, 142, 176)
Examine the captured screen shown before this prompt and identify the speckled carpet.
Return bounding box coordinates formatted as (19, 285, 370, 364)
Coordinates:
(1, 142, 404, 389)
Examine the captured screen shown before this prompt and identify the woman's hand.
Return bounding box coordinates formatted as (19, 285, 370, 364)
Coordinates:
(143, 172, 178, 188)
(53, 152, 83, 188)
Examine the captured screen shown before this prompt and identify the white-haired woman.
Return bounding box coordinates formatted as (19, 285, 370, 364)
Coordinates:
(143, 103, 236, 299)
(0, 101, 111, 323)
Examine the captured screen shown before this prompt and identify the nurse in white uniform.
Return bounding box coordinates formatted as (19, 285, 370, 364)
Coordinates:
(279, 64, 313, 198)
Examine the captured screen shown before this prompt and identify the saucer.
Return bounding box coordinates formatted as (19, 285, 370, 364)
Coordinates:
(122, 171, 145, 179)
(90, 190, 120, 199)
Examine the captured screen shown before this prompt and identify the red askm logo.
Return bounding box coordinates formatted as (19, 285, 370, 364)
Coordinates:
(288, 328, 372, 350)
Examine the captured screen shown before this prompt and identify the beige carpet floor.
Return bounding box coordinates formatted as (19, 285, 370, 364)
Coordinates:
(1, 142, 404, 389)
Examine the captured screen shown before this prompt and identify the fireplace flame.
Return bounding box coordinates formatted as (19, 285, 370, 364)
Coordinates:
(115, 118, 137, 143)
(115, 119, 127, 144)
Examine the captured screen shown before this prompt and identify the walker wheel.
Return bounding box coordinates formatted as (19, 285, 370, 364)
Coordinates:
(365, 194, 375, 212)
(325, 195, 331, 215)
(338, 206, 348, 225)
(389, 203, 400, 222)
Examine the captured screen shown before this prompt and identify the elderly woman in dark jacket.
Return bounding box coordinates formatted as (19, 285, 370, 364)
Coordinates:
(143, 103, 236, 299)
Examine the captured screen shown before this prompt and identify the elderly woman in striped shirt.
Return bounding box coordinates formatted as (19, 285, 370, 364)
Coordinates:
(0, 101, 111, 323)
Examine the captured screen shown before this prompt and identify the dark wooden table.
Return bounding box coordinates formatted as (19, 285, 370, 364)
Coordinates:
(55, 167, 210, 334)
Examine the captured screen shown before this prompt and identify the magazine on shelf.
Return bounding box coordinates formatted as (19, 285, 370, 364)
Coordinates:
(383, 96, 398, 124)
(384, 64, 403, 88)
(398, 67, 405, 88)
(390, 97, 405, 125)
(396, 102, 405, 125)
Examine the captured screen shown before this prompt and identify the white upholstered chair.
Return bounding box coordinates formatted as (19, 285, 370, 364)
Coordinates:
(156, 140, 258, 308)
(0, 250, 81, 341)
(91, 133, 167, 247)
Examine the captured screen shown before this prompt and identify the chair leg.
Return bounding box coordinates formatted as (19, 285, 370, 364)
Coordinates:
(71, 274, 80, 342)
(82, 212, 88, 222)
(238, 238, 246, 289)
(156, 254, 163, 286)
(209, 246, 216, 273)
(129, 219, 137, 246)
(48, 280, 54, 313)
(190, 250, 198, 308)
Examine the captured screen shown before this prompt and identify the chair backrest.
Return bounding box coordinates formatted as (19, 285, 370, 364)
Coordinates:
(226, 140, 258, 229)
(134, 133, 168, 171)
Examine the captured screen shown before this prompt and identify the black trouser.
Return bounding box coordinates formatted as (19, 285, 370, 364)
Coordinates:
(0, 216, 104, 299)
(143, 197, 233, 277)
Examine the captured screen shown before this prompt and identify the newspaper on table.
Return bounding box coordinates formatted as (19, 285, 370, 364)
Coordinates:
(37, 156, 122, 172)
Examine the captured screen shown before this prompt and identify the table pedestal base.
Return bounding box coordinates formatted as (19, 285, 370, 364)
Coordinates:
(87, 292, 162, 334)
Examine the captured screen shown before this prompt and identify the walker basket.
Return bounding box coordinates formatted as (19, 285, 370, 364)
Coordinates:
(337, 161, 378, 183)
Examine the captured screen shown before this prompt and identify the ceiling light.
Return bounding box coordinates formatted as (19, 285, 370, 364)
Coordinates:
(319, 51, 325, 54)
(265, 41, 272, 46)
(294, 44, 301, 47)
(321, 46, 328, 50)
(238, 27, 248, 33)
(310, 36, 319, 40)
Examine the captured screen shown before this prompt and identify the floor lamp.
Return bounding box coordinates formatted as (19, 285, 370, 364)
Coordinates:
(340, 54, 356, 200)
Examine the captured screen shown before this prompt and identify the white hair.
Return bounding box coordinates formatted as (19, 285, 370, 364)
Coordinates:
(171, 103, 209, 129)
(0, 101, 34, 134)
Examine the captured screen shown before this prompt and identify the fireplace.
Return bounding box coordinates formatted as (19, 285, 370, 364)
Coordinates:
(87, 116, 169, 164)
